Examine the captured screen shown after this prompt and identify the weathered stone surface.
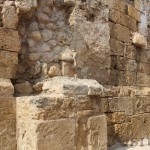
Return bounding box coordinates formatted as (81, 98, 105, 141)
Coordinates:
(132, 32, 147, 48)
(87, 115, 107, 150)
(42, 77, 105, 96)
(0, 97, 16, 150)
(15, 0, 37, 12)
(2, 5, 18, 29)
(0, 78, 14, 97)
(36, 119, 75, 150)
(0, 28, 20, 52)
(0, 51, 18, 79)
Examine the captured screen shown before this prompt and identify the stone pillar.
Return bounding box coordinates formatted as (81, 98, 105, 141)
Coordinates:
(16, 77, 107, 150)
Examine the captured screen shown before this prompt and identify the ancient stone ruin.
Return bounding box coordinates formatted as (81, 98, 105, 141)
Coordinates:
(0, 0, 150, 149)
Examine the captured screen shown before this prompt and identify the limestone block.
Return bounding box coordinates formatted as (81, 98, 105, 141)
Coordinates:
(0, 28, 20, 52)
(15, 0, 37, 12)
(0, 78, 14, 97)
(0, 51, 18, 79)
(36, 119, 75, 150)
(87, 115, 107, 150)
(131, 115, 145, 139)
(132, 32, 147, 48)
(2, 5, 18, 29)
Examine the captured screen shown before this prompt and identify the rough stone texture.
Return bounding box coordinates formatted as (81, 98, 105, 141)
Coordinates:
(16, 91, 108, 150)
(0, 97, 16, 150)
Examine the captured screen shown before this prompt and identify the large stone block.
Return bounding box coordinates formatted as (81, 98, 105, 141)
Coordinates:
(115, 24, 130, 43)
(42, 77, 105, 96)
(128, 5, 141, 22)
(109, 97, 133, 115)
(87, 115, 107, 150)
(36, 119, 75, 150)
(2, 5, 18, 29)
(0, 28, 20, 52)
(110, 38, 124, 56)
(0, 51, 18, 79)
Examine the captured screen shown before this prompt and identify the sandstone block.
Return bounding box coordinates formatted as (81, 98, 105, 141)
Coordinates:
(128, 16, 138, 31)
(0, 97, 16, 150)
(120, 13, 129, 27)
(109, 97, 133, 115)
(2, 5, 18, 29)
(87, 115, 107, 150)
(109, 9, 120, 23)
(36, 119, 75, 150)
(113, 0, 126, 13)
(131, 115, 145, 139)
(124, 45, 136, 59)
(114, 122, 133, 142)
(0, 28, 20, 52)
(137, 73, 150, 87)
(0, 51, 18, 79)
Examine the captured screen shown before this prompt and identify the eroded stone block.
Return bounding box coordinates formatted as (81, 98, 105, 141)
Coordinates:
(0, 51, 18, 79)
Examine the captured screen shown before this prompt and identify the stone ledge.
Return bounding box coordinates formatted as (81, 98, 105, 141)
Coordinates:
(42, 77, 105, 96)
